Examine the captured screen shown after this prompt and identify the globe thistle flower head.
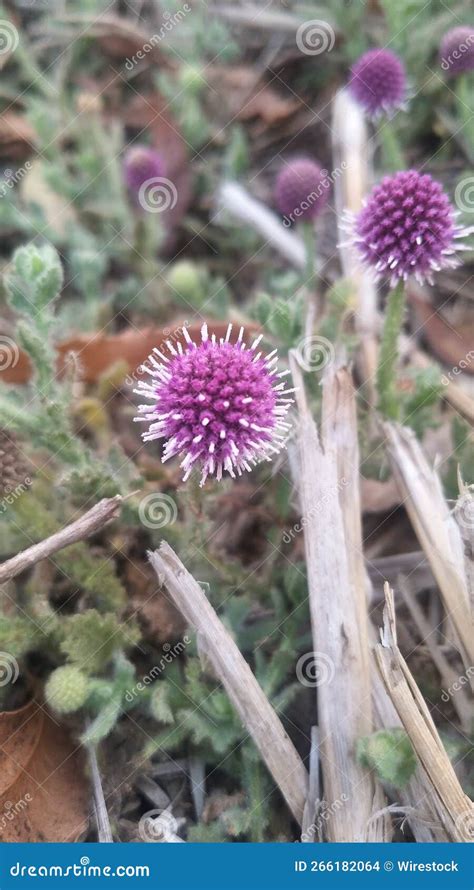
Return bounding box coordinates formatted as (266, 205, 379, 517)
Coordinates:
(344, 170, 473, 286)
(439, 26, 474, 76)
(123, 145, 165, 195)
(134, 324, 293, 485)
(349, 49, 407, 118)
(275, 158, 330, 224)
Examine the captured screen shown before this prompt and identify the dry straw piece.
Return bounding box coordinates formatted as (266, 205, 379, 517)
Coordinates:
(148, 542, 309, 826)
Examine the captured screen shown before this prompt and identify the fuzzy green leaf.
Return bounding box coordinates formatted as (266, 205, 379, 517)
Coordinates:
(357, 728, 417, 788)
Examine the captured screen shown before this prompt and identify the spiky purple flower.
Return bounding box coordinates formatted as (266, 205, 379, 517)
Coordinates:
(275, 158, 330, 224)
(134, 324, 293, 485)
(439, 26, 474, 76)
(349, 49, 407, 119)
(344, 170, 473, 286)
(123, 145, 165, 196)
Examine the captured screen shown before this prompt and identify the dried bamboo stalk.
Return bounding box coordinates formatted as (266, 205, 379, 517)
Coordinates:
(0, 495, 122, 584)
(384, 422, 473, 672)
(375, 584, 473, 842)
(332, 88, 378, 397)
(289, 356, 375, 841)
(147, 542, 309, 826)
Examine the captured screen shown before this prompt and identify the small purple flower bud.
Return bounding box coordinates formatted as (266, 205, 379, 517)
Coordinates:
(275, 158, 330, 224)
(134, 324, 293, 485)
(439, 26, 474, 76)
(349, 49, 407, 119)
(344, 170, 473, 286)
(123, 145, 165, 196)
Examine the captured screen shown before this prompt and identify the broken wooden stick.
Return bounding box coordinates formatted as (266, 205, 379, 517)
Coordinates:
(289, 357, 376, 841)
(147, 542, 309, 827)
(375, 583, 473, 842)
(0, 495, 122, 584)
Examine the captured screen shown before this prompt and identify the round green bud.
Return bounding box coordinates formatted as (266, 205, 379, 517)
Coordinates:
(178, 64, 206, 96)
(45, 665, 89, 714)
(166, 260, 205, 306)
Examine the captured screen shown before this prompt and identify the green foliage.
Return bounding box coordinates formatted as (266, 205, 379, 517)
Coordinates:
(81, 654, 136, 745)
(45, 665, 90, 714)
(376, 282, 406, 420)
(357, 729, 417, 788)
(59, 611, 140, 674)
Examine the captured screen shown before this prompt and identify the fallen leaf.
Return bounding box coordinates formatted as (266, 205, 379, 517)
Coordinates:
(0, 113, 36, 161)
(408, 287, 474, 374)
(0, 322, 258, 385)
(0, 700, 89, 841)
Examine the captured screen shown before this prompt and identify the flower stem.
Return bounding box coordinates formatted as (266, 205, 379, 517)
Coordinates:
(301, 221, 318, 337)
(379, 118, 405, 172)
(455, 74, 474, 163)
(376, 280, 406, 419)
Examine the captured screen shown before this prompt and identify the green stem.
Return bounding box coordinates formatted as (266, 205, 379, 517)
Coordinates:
(376, 280, 406, 419)
(455, 74, 474, 163)
(379, 118, 405, 172)
(301, 221, 317, 336)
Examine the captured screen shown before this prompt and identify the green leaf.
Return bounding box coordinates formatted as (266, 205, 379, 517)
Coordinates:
(60, 610, 140, 674)
(357, 728, 417, 787)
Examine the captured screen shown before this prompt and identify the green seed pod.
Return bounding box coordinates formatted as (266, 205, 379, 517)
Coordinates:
(166, 260, 205, 306)
(45, 665, 89, 714)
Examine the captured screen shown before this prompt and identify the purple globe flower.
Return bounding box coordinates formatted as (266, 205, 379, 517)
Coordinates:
(349, 49, 407, 118)
(134, 324, 293, 485)
(275, 158, 330, 224)
(439, 26, 474, 76)
(345, 170, 473, 286)
(123, 145, 165, 196)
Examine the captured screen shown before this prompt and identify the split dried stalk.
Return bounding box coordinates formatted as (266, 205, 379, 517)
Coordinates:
(289, 357, 376, 841)
(332, 88, 378, 397)
(0, 495, 123, 584)
(148, 542, 309, 826)
(384, 423, 473, 672)
(375, 584, 473, 842)
(215, 182, 305, 269)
